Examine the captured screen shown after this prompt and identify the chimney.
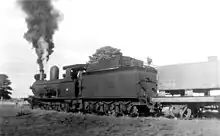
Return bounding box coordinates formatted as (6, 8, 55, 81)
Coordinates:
(39, 69, 45, 80)
(208, 56, 218, 62)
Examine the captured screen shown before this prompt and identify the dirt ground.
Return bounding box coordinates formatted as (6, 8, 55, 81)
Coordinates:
(1, 104, 220, 136)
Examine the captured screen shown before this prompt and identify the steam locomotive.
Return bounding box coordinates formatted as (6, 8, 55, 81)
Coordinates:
(27, 54, 220, 119)
(28, 55, 161, 117)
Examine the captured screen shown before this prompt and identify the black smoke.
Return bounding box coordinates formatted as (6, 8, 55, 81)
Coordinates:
(17, 0, 63, 70)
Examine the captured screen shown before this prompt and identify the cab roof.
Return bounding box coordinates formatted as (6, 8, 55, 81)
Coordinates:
(63, 64, 87, 70)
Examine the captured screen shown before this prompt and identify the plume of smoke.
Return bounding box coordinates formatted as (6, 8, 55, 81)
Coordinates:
(37, 36, 49, 68)
(17, 0, 63, 71)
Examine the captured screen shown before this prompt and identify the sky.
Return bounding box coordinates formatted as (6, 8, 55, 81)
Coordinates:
(0, 0, 220, 98)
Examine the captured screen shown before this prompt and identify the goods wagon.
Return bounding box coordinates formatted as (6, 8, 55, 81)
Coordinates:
(157, 57, 220, 96)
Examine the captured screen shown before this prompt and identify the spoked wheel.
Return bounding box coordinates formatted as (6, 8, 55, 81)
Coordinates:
(96, 104, 104, 115)
(114, 105, 121, 117)
(130, 105, 139, 117)
(180, 107, 192, 120)
(40, 105, 45, 110)
(103, 103, 110, 115)
(168, 105, 192, 120)
(168, 105, 180, 119)
(45, 104, 50, 110)
(85, 105, 92, 113)
(109, 103, 116, 116)
(64, 103, 70, 112)
(56, 104, 61, 112)
(218, 104, 220, 113)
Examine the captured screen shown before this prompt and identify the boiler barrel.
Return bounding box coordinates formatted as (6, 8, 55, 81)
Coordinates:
(50, 66, 59, 80)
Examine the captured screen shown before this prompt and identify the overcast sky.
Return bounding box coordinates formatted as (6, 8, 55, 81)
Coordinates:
(0, 0, 220, 98)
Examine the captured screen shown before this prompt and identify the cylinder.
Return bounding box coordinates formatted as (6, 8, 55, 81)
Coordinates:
(50, 65, 59, 80)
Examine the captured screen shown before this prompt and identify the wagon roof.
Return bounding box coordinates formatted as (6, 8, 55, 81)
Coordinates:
(157, 60, 220, 68)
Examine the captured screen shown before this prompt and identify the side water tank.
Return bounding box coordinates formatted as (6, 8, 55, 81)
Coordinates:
(50, 65, 59, 80)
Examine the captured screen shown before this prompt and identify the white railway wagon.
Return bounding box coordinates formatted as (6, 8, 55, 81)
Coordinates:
(157, 56, 220, 96)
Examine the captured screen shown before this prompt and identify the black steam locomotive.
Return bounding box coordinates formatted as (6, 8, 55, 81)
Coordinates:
(28, 54, 161, 116)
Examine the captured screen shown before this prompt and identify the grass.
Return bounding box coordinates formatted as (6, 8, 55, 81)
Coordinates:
(1, 104, 220, 136)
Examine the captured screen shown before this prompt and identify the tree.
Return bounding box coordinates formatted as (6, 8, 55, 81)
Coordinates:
(0, 74, 13, 100)
(87, 46, 122, 64)
(147, 57, 153, 65)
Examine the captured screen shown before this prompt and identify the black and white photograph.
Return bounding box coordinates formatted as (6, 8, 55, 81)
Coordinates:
(1, 0, 220, 135)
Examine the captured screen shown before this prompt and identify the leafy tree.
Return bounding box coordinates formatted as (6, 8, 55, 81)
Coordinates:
(147, 57, 153, 65)
(0, 74, 13, 100)
(88, 46, 122, 64)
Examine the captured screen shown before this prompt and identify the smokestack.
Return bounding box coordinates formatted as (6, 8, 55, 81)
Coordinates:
(39, 69, 45, 80)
